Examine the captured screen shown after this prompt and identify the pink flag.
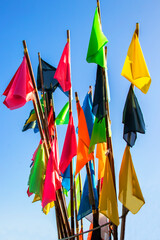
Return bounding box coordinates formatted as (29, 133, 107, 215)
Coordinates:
(59, 113, 77, 174)
(54, 42, 71, 92)
(3, 56, 34, 110)
(42, 137, 61, 208)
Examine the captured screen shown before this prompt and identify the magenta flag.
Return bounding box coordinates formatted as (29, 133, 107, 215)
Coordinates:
(54, 42, 71, 92)
(59, 113, 77, 174)
(42, 137, 62, 208)
(3, 56, 34, 110)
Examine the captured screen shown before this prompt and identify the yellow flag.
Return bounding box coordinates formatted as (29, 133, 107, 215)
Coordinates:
(96, 142, 107, 180)
(43, 202, 54, 215)
(32, 194, 41, 203)
(119, 146, 145, 214)
(121, 32, 151, 94)
(99, 157, 119, 226)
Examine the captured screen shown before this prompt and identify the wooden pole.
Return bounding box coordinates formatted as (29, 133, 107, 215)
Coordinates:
(78, 173, 84, 240)
(74, 176, 79, 240)
(120, 23, 139, 240)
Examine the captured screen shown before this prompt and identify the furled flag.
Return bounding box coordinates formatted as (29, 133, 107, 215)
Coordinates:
(56, 102, 69, 125)
(89, 117, 106, 154)
(92, 65, 106, 121)
(119, 146, 145, 214)
(77, 161, 98, 221)
(28, 143, 46, 199)
(3, 56, 34, 110)
(82, 92, 94, 138)
(121, 31, 151, 94)
(86, 7, 108, 68)
(96, 142, 107, 180)
(37, 58, 69, 96)
(59, 113, 77, 174)
(48, 107, 55, 137)
(54, 42, 71, 92)
(42, 137, 62, 208)
(123, 85, 145, 147)
(67, 175, 82, 218)
(99, 156, 119, 226)
(75, 99, 94, 175)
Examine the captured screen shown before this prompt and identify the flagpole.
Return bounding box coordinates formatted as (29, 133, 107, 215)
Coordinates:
(120, 23, 139, 240)
(78, 173, 84, 240)
(67, 29, 75, 240)
(74, 176, 79, 240)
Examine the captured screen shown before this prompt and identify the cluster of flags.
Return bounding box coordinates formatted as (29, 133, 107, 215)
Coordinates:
(2, 2, 151, 240)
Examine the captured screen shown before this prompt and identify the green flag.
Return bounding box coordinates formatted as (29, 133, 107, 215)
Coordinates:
(89, 117, 106, 154)
(55, 102, 69, 125)
(28, 143, 46, 199)
(86, 7, 108, 68)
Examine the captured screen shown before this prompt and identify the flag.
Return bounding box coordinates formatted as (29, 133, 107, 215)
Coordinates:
(28, 143, 46, 199)
(3, 56, 34, 110)
(59, 113, 77, 174)
(86, 7, 108, 68)
(42, 137, 62, 208)
(123, 85, 145, 147)
(89, 117, 106, 154)
(48, 107, 55, 137)
(121, 31, 151, 94)
(54, 42, 71, 92)
(56, 102, 69, 125)
(99, 157, 119, 226)
(61, 157, 75, 192)
(82, 92, 94, 138)
(77, 161, 98, 221)
(37, 58, 69, 96)
(92, 65, 106, 121)
(87, 223, 93, 240)
(67, 175, 82, 218)
(96, 142, 107, 180)
(119, 146, 145, 214)
(75, 100, 94, 175)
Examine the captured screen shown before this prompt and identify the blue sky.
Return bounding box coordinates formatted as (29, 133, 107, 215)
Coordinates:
(0, 0, 160, 239)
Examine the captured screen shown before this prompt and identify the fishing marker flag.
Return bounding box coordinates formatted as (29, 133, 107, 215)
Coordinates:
(86, 7, 108, 68)
(54, 42, 71, 92)
(121, 31, 151, 94)
(3, 56, 34, 110)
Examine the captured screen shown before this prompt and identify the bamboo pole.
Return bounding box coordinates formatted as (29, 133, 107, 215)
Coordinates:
(74, 176, 79, 240)
(78, 173, 83, 240)
(120, 23, 139, 240)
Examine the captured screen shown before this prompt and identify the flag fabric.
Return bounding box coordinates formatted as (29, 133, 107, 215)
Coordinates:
(3, 56, 34, 110)
(28, 143, 46, 199)
(96, 142, 107, 180)
(79, 230, 83, 240)
(119, 146, 145, 214)
(89, 117, 106, 154)
(92, 65, 106, 121)
(42, 137, 62, 208)
(77, 161, 98, 221)
(82, 92, 94, 139)
(123, 85, 145, 147)
(67, 175, 82, 218)
(59, 113, 77, 174)
(75, 100, 94, 175)
(54, 42, 71, 92)
(87, 223, 93, 240)
(61, 157, 75, 192)
(37, 58, 69, 96)
(99, 156, 119, 226)
(86, 7, 108, 68)
(48, 107, 55, 137)
(42, 202, 54, 215)
(56, 102, 69, 125)
(121, 31, 151, 94)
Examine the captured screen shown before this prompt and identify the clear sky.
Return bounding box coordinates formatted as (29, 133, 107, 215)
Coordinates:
(0, 0, 160, 239)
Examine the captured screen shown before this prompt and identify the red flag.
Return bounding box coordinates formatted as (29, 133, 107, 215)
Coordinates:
(42, 137, 61, 208)
(48, 107, 55, 137)
(3, 56, 34, 110)
(54, 42, 71, 92)
(59, 113, 77, 173)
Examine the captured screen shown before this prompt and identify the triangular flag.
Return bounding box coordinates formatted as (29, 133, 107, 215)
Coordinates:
(99, 157, 119, 226)
(62, 158, 75, 192)
(121, 31, 151, 94)
(96, 142, 107, 180)
(87, 223, 93, 240)
(119, 146, 145, 214)
(86, 7, 108, 68)
(3, 56, 34, 110)
(56, 102, 69, 125)
(54, 42, 71, 92)
(59, 113, 77, 174)
(42, 137, 62, 208)
(75, 100, 94, 175)
(123, 85, 145, 147)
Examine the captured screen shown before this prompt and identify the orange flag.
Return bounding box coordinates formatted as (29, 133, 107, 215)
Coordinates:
(87, 223, 93, 240)
(96, 142, 107, 180)
(75, 100, 94, 175)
